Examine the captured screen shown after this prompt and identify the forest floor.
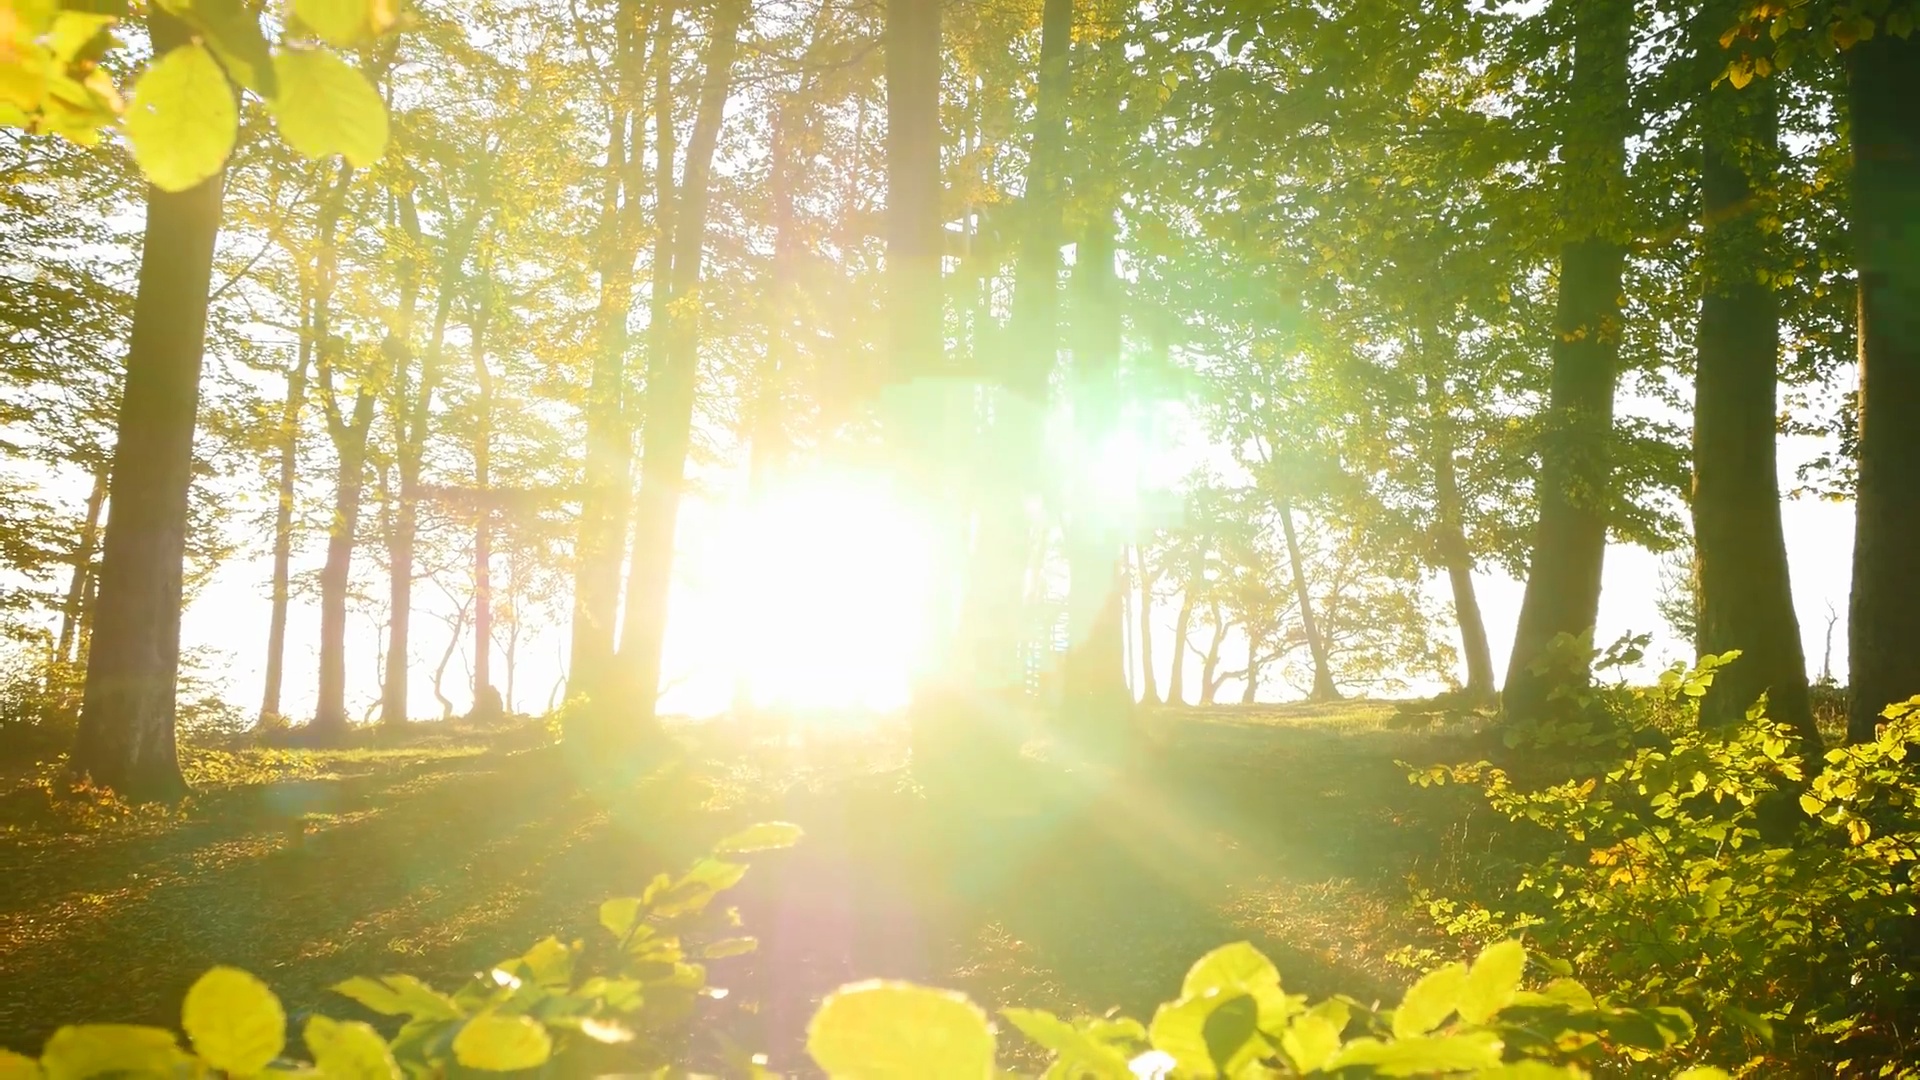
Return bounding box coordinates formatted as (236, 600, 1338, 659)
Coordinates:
(0, 700, 1494, 1068)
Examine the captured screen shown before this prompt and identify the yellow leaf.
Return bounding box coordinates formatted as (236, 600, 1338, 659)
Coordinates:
(305, 1016, 399, 1080)
(1457, 940, 1526, 1024)
(1393, 962, 1467, 1038)
(269, 47, 388, 167)
(293, 0, 370, 46)
(183, 967, 286, 1076)
(125, 41, 236, 192)
(39, 1025, 185, 1080)
(451, 1014, 552, 1072)
(808, 981, 995, 1080)
(0, 1049, 40, 1080)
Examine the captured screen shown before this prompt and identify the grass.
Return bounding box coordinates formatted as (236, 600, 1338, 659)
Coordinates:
(0, 701, 1492, 1067)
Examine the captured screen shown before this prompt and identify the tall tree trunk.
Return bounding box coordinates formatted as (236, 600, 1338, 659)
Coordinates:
(568, 0, 654, 703)
(381, 193, 476, 727)
(1198, 601, 1226, 706)
(471, 268, 495, 708)
(57, 464, 110, 666)
(71, 12, 225, 800)
(962, 0, 1073, 693)
(1240, 633, 1260, 704)
(1134, 545, 1159, 705)
(1691, 14, 1816, 744)
(1844, 29, 1920, 742)
(1503, 0, 1632, 716)
(1424, 373, 1495, 700)
(308, 166, 366, 742)
(1166, 552, 1200, 706)
(1280, 500, 1339, 701)
(1060, 215, 1132, 744)
(260, 297, 311, 726)
(617, 0, 746, 726)
(314, 387, 375, 739)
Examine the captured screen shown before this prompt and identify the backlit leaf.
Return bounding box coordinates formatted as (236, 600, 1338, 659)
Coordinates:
(332, 975, 460, 1020)
(182, 966, 285, 1075)
(807, 981, 994, 1080)
(40, 1025, 185, 1080)
(125, 42, 236, 192)
(293, 0, 372, 45)
(268, 47, 387, 166)
(304, 1015, 399, 1080)
(715, 821, 804, 854)
(1392, 961, 1466, 1038)
(1458, 939, 1526, 1024)
(451, 1014, 552, 1072)
(0, 1050, 39, 1080)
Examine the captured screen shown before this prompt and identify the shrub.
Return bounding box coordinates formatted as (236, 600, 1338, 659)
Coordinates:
(1, 816, 1730, 1079)
(1410, 636, 1920, 1072)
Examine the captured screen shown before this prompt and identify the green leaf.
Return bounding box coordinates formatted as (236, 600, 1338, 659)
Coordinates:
(39, 1025, 186, 1080)
(268, 48, 388, 167)
(160, 0, 276, 95)
(1001, 1009, 1132, 1078)
(125, 42, 236, 192)
(1326, 1031, 1504, 1076)
(715, 821, 804, 854)
(304, 1016, 399, 1080)
(331, 975, 460, 1020)
(451, 1014, 552, 1072)
(807, 981, 995, 1080)
(293, 0, 372, 45)
(1457, 939, 1526, 1024)
(1149, 990, 1272, 1078)
(1391, 962, 1466, 1038)
(182, 966, 285, 1075)
(1279, 1012, 1342, 1074)
(513, 936, 575, 987)
(600, 897, 643, 939)
(1175, 941, 1299, 1032)
(701, 936, 759, 959)
(1180, 941, 1277, 1000)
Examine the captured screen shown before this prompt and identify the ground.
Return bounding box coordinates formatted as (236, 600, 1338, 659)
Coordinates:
(0, 701, 1491, 1069)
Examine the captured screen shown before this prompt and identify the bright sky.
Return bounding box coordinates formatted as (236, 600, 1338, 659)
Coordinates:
(174, 430, 1856, 722)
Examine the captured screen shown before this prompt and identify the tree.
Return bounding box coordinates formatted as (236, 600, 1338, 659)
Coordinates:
(71, 12, 226, 800)
(1691, 1, 1816, 744)
(617, 0, 748, 727)
(1842, 27, 1920, 741)
(1504, 0, 1636, 716)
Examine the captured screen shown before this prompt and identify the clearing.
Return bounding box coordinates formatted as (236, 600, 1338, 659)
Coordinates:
(0, 702, 1486, 1067)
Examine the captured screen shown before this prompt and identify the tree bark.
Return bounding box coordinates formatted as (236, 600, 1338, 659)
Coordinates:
(260, 295, 311, 727)
(616, 0, 746, 726)
(962, 0, 1073, 693)
(314, 384, 375, 739)
(471, 268, 495, 710)
(1060, 215, 1132, 745)
(71, 11, 223, 801)
(1134, 545, 1159, 705)
(1198, 601, 1227, 706)
(1424, 374, 1495, 700)
(57, 464, 110, 666)
(1844, 29, 1920, 742)
(1240, 633, 1260, 704)
(1166, 550, 1200, 706)
(568, 0, 654, 703)
(1279, 499, 1339, 701)
(380, 191, 477, 726)
(1502, 0, 1633, 716)
(1691, 14, 1816, 744)
(307, 168, 370, 741)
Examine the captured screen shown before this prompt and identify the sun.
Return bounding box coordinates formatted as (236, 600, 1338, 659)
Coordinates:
(705, 471, 941, 714)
